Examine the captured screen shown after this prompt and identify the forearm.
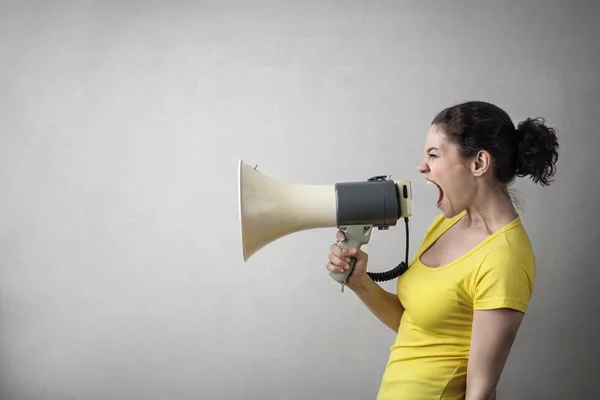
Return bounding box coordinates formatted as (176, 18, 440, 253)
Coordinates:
(349, 276, 404, 332)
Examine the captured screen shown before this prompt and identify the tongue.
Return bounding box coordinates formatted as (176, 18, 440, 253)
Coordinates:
(437, 185, 443, 204)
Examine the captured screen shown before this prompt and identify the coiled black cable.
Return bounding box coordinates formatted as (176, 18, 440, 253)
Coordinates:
(367, 217, 410, 282)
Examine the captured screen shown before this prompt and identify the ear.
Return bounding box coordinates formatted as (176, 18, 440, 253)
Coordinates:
(472, 150, 492, 177)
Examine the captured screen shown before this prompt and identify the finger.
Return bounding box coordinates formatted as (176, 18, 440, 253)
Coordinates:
(344, 247, 366, 260)
(326, 262, 345, 274)
(329, 252, 350, 269)
(338, 247, 357, 257)
(336, 231, 346, 242)
(329, 242, 346, 258)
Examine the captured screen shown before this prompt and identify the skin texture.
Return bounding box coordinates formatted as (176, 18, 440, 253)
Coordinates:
(327, 124, 527, 400)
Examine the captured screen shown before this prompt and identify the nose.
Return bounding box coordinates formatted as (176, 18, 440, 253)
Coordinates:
(417, 158, 429, 174)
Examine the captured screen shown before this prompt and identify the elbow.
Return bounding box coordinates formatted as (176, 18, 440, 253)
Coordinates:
(388, 307, 404, 334)
(466, 382, 497, 400)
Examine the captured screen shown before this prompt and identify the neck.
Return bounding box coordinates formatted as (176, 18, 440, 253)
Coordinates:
(462, 182, 519, 234)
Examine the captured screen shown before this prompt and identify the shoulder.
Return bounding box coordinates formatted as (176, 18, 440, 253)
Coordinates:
(480, 218, 535, 276)
(477, 246, 535, 280)
(471, 224, 536, 313)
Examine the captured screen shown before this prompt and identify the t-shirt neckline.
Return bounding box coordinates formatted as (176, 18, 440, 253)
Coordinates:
(416, 212, 521, 272)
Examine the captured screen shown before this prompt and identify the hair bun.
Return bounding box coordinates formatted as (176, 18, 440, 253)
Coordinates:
(515, 117, 559, 186)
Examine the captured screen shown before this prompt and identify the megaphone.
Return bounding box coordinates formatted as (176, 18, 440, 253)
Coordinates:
(238, 158, 413, 291)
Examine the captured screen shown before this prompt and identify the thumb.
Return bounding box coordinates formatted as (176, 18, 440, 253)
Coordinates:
(343, 247, 367, 262)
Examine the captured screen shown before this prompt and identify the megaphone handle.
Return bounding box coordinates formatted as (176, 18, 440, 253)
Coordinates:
(329, 225, 373, 291)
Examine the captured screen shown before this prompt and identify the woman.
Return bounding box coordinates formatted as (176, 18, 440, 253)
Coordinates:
(326, 101, 559, 400)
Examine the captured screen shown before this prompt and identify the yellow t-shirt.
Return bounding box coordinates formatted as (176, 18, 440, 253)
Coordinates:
(377, 211, 535, 400)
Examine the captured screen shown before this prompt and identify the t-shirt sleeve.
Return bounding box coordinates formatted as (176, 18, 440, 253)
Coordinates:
(472, 249, 535, 313)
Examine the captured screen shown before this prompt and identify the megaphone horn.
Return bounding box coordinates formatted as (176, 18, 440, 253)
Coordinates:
(238, 158, 412, 291)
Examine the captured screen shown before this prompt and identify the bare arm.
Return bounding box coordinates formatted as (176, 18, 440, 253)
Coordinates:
(327, 235, 404, 333)
(350, 275, 405, 333)
(465, 308, 524, 400)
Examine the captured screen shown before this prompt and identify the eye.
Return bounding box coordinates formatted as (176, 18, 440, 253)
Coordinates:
(428, 153, 437, 159)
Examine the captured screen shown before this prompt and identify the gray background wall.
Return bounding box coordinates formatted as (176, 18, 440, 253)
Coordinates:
(1, 1, 598, 399)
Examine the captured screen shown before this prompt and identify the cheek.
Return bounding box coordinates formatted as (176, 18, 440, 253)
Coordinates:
(442, 167, 473, 198)
(434, 162, 460, 182)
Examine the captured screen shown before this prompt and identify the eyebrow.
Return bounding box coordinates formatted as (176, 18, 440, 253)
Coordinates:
(426, 147, 440, 153)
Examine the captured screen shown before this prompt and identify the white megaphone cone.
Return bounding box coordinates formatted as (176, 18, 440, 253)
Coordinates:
(238, 159, 338, 261)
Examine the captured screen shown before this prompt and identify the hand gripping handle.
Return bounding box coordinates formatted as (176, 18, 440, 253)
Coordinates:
(329, 225, 373, 289)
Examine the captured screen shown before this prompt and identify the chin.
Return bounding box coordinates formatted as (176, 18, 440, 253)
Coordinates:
(440, 209, 456, 218)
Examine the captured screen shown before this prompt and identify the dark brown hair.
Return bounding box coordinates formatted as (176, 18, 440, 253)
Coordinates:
(432, 101, 559, 186)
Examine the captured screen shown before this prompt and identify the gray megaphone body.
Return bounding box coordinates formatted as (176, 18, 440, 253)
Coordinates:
(238, 159, 413, 290)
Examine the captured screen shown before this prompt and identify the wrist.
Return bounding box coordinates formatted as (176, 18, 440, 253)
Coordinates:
(347, 275, 372, 293)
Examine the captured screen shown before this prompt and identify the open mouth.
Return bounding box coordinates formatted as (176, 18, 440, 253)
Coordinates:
(427, 180, 444, 205)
